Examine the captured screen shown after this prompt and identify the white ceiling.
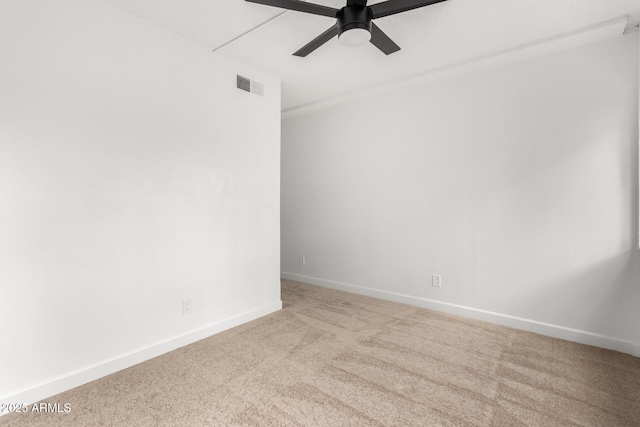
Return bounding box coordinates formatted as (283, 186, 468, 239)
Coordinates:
(102, 0, 640, 113)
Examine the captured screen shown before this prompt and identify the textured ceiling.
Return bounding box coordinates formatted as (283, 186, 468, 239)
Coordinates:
(103, 0, 640, 112)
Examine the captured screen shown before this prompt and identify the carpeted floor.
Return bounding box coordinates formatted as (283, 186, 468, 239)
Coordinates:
(3, 279, 640, 426)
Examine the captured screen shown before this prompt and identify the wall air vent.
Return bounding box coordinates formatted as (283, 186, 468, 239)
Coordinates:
(237, 75, 264, 97)
(237, 75, 251, 92)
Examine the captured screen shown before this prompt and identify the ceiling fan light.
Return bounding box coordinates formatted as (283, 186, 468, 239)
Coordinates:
(338, 28, 371, 47)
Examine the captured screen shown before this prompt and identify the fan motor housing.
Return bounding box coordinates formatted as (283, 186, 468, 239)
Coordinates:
(336, 6, 372, 36)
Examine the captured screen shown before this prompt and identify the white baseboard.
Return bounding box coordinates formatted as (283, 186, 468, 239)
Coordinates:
(0, 301, 282, 414)
(282, 272, 637, 357)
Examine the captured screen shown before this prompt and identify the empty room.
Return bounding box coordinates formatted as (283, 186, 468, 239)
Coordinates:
(1, 0, 639, 426)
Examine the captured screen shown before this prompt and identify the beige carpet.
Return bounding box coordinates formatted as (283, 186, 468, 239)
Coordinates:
(3, 279, 640, 426)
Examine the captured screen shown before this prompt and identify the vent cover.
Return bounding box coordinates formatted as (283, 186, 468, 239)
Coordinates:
(237, 75, 264, 97)
(237, 75, 251, 92)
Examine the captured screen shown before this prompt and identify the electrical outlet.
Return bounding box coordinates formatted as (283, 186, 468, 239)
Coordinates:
(432, 275, 442, 288)
(299, 256, 305, 266)
(182, 298, 193, 315)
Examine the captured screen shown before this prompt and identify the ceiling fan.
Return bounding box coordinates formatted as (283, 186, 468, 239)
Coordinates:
(245, 0, 448, 57)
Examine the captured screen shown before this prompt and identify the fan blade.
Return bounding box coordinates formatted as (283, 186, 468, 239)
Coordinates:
(347, 0, 368, 6)
(245, 0, 338, 18)
(369, 0, 448, 19)
(370, 22, 400, 55)
(293, 25, 338, 57)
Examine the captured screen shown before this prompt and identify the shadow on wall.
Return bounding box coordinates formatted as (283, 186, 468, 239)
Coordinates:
(520, 250, 636, 338)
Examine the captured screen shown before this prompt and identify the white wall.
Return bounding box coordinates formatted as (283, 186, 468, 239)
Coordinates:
(0, 0, 281, 407)
(282, 34, 639, 355)
(636, 36, 640, 357)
